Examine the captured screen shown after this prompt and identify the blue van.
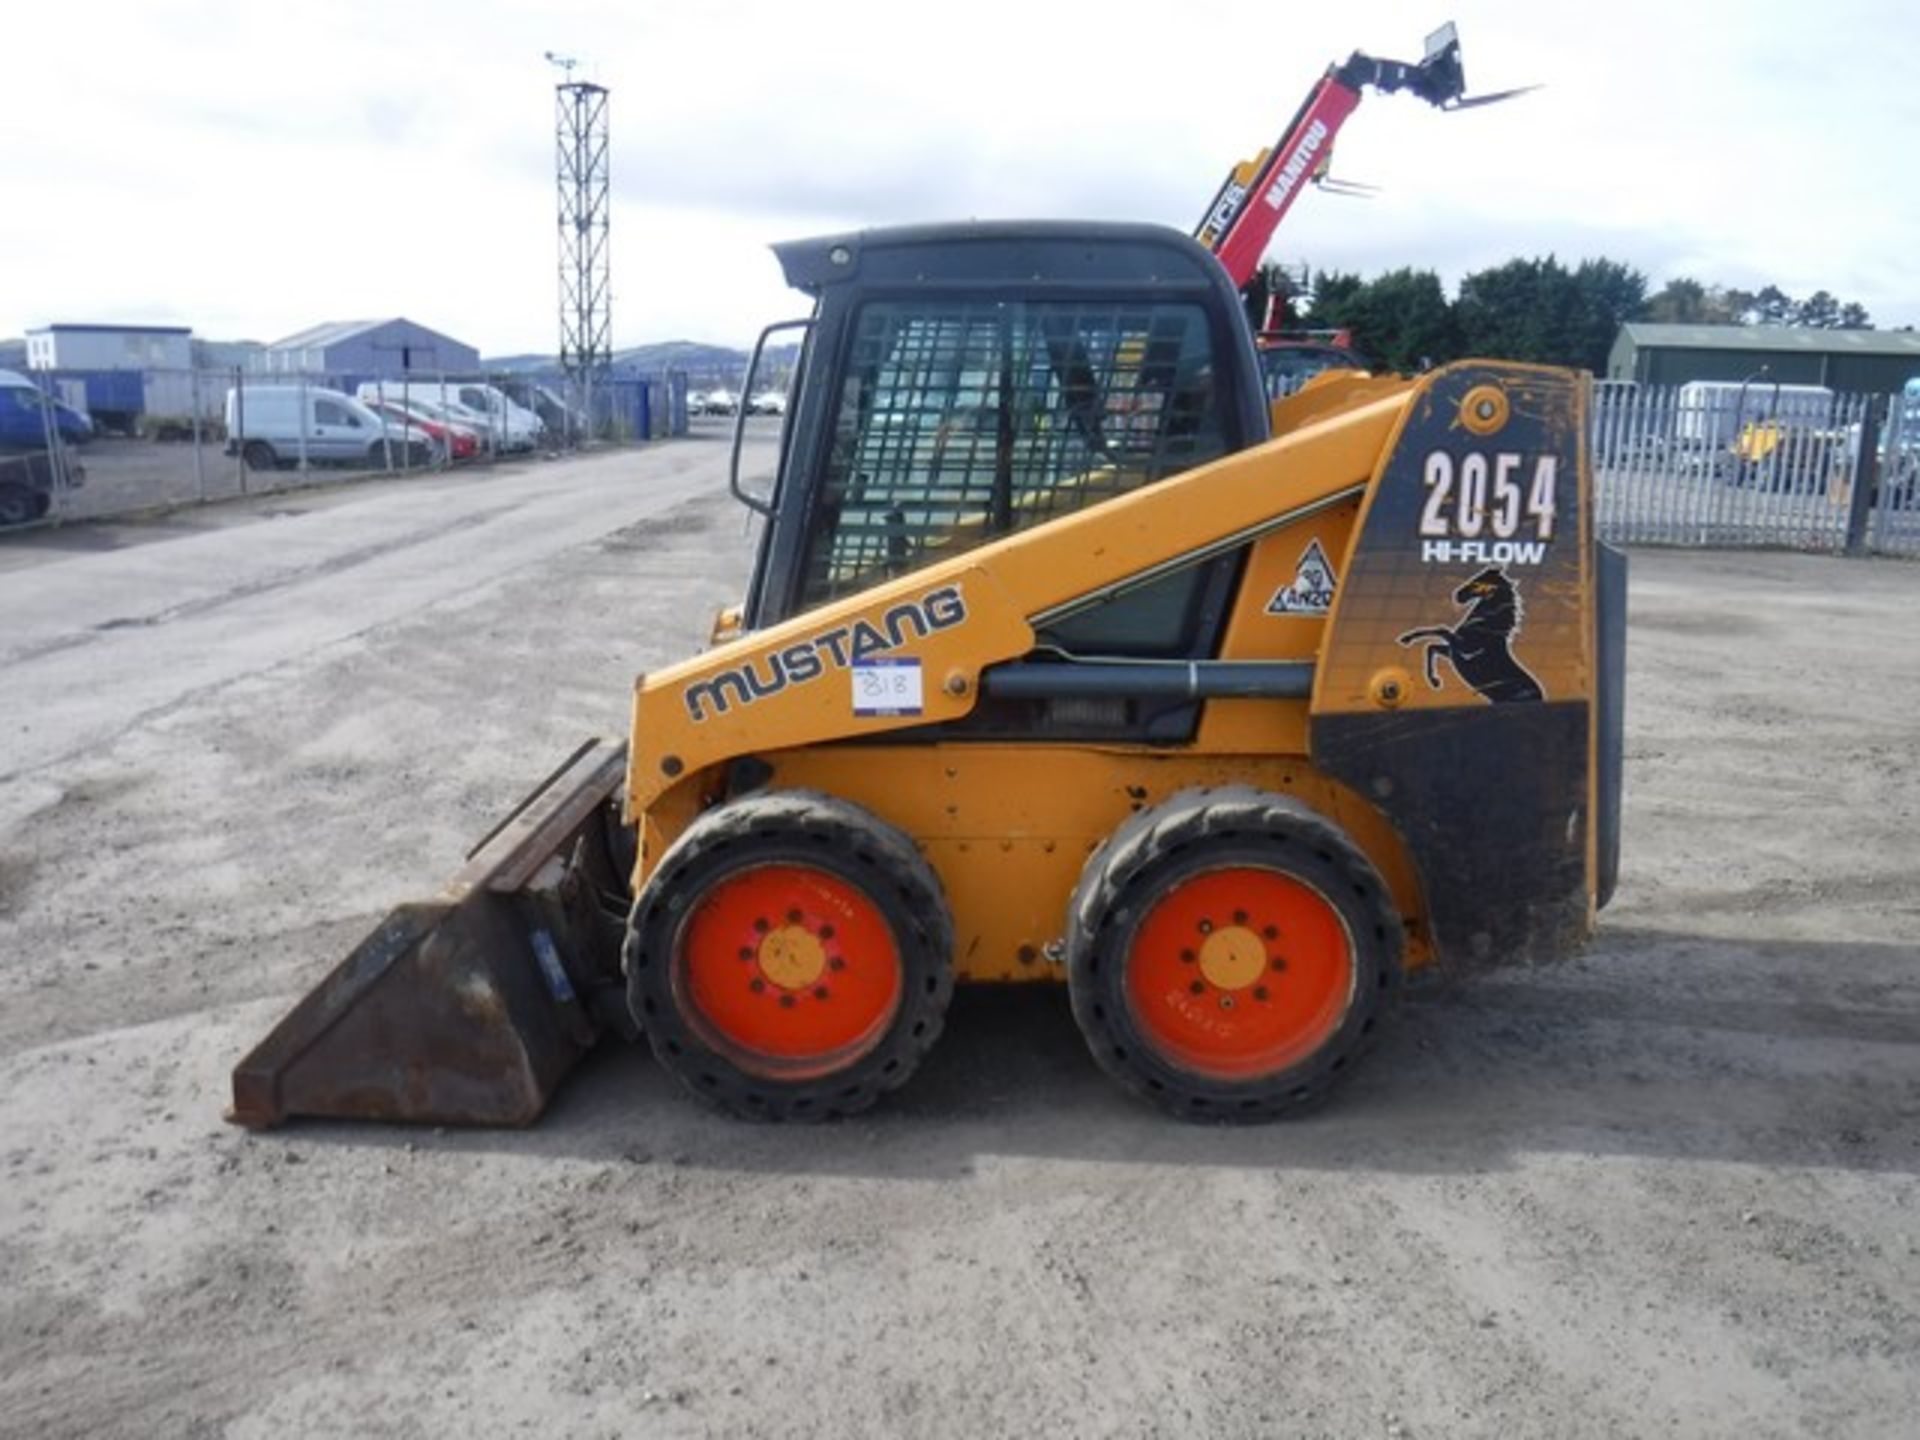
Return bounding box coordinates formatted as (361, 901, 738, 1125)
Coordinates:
(0, 370, 91, 526)
(0, 369, 94, 448)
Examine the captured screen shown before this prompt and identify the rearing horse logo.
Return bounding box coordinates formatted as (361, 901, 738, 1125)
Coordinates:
(1397, 565, 1544, 704)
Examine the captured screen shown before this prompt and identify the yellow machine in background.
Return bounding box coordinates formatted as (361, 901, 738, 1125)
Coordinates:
(232, 222, 1625, 1128)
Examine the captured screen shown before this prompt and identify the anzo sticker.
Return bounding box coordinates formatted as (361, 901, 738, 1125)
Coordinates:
(1265, 538, 1338, 616)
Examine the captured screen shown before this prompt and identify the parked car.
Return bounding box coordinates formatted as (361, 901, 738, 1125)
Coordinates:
(445, 383, 543, 451)
(0, 369, 93, 448)
(0, 446, 84, 527)
(748, 390, 788, 416)
(355, 387, 493, 457)
(360, 397, 478, 462)
(499, 380, 586, 440)
(224, 386, 434, 471)
(699, 388, 739, 417)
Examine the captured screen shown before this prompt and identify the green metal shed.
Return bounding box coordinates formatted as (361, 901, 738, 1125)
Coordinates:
(1607, 323, 1920, 393)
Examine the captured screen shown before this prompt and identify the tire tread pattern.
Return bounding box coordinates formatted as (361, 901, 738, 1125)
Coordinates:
(1067, 785, 1403, 1121)
(624, 789, 954, 1121)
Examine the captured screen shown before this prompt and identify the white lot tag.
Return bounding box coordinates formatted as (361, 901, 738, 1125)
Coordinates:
(851, 658, 923, 717)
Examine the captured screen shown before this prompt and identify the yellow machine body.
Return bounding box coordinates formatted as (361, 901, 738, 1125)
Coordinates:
(625, 366, 1602, 985)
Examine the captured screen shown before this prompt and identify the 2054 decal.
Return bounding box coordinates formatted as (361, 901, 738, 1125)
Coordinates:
(1418, 450, 1558, 565)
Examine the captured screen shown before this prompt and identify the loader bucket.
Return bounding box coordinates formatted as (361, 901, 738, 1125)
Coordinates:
(229, 738, 634, 1129)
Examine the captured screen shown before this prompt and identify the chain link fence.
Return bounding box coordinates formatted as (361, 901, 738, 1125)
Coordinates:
(1, 365, 690, 528)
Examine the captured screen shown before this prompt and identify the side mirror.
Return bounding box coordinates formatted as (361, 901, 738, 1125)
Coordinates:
(730, 317, 812, 516)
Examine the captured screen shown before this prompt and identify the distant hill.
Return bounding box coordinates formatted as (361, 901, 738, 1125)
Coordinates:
(481, 339, 801, 388)
(481, 353, 555, 374)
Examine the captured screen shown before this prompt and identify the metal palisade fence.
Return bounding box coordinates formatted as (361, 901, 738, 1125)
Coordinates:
(1593, 382, 1920, 557)
(0, 365, 691, 528)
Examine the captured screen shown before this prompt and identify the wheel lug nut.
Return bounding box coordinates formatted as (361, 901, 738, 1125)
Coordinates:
(1263, 925, 1279, 940)
(1188, 980, 1205, 996)
(813, 987, 830, 1001)
(786, 908, 803, 924)
(1219, 995, 1235, 1011)
(738, 946, 754, 961)
(828, 956, 846, 972)
(819, 924, 835, 940)
(1179, 948, 1195, 964)
(1270, 957, 1287, 972)
(779, 994, 796, 1009)
(1232, 910, 1248, 925)
(1254, 986, 1270, 1001)
(1197, 919, 1213, 934)
(750, 978, 766, 993)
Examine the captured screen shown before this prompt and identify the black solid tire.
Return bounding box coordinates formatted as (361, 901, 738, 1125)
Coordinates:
(1067, 786, 1402, 1122)
(0, 484, 36, 527)
(624, 790, 954, 1121)
(242, 441, 277, 471)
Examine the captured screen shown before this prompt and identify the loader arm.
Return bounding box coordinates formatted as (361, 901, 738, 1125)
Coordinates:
(627, 383, 1409, 822)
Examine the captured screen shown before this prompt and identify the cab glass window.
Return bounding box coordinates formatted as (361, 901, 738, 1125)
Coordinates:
(797, 299, 1228, 608)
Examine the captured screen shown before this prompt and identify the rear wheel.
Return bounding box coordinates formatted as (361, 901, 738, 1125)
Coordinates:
(625, 790, 953, 1120)
(0, 484, 38, 527)
(1067, 787, 1401, 1121)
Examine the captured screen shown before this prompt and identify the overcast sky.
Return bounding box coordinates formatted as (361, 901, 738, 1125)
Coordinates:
(5, 0, 1916, 357)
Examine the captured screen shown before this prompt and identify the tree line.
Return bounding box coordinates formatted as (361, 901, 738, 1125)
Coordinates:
(1243, 260, 1879, 375)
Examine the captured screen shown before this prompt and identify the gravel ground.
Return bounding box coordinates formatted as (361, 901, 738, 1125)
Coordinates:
(0, 437, 1916, 1438)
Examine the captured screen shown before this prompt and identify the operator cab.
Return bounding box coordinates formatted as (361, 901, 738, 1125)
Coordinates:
(732, 222, 1270, 664)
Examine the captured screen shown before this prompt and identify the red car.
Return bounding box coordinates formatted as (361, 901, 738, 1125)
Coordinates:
(363, 399, 480, 461)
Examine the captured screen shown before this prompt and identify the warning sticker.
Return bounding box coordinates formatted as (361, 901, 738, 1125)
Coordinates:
(1265, 539, 1339, 616)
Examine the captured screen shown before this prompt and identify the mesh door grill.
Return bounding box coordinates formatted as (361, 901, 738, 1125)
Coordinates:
(799, 299, 1226, 606)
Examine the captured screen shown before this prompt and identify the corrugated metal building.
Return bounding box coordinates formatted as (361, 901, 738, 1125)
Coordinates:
(1609, 323, 1920, 392)
(259, 318, 480, 378)
(25, 323, 194, 371)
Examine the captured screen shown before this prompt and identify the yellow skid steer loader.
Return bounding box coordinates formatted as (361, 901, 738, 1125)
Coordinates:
(231, 221, 1624, 1127)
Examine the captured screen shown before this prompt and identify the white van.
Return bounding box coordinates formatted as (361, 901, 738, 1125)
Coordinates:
(1672, 380, 1834, 450)
(224, 386, 435, 471)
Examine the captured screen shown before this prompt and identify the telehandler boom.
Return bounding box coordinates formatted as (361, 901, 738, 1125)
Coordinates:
(1195, 21, 1535, 289)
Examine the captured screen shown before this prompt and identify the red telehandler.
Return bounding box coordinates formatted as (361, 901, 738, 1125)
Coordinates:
(1193, 22, 1533, 394)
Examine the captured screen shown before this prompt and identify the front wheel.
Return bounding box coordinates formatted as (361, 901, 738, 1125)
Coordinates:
(1067, 787, 1402, 1121)
(241, 441, 277, 472)
(625, 790, 954, 1120)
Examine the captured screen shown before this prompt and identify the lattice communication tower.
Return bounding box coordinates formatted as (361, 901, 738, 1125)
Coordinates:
(552, 66, 610, 437)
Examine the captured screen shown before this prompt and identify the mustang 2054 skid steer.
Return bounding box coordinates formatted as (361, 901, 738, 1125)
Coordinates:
(230, 220, 1625, 1128)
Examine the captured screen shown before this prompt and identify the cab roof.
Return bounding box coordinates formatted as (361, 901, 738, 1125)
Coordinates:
(772, 221, 1239, 300)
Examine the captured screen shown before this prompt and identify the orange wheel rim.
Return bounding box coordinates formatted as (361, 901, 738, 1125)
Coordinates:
(675, 863, 903, 1080)
(1124, 866, 1355, 1081)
